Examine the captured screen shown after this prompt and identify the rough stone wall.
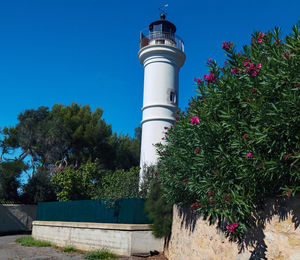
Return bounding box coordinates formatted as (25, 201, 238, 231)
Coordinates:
(0, 204, 37, 233)
(165, 196, 300, 260)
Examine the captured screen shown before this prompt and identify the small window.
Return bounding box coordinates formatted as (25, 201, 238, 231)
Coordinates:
(170, 91, 176, 103)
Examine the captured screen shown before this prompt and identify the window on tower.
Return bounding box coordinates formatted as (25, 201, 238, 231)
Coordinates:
(170, 91, 176, 103)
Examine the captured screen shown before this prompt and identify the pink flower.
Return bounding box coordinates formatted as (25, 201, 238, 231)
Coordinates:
(164, 126, 169, 130)
(226, 222, 238, 233)
(203, 73, 216, 85)
(242, 134, 248, 139)
(244, 62, 248, 67)
(197, 78, 202, 84)
(250, 63, 254, 68)
(222, 41, 233, 51)
(231, 68, 237, 74)
(206, 58, 214, 65)
(237, 52, 241, 55)
(256, 63, 262, 69)
(191, 116, 200, 124)
(257, 33, 265, 44)
(176, 115, 179, 120)
(194, 148, 199, 153)
(247, 152, 252, 158)
(246, 67, 251, 73)
(251, 71, 258, 77)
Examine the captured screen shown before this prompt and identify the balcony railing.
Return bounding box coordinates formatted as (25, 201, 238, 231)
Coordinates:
(140, 31, 184, 52)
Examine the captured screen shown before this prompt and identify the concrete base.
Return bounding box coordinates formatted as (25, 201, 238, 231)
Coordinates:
(32, 221, 163, 256)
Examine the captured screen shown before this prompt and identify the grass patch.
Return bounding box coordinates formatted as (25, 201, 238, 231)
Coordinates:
(15, 236, 52, 247)
(63, 246, 78, 252)
(85, 248, 117, 259)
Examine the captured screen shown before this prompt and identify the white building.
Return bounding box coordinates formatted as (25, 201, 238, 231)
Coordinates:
(138, 14, 185, 183)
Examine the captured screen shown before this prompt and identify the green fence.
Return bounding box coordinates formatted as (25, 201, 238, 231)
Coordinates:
(36, 198, 151, 224)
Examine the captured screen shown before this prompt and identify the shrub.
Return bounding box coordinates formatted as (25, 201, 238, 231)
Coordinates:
(139, 164, 157, 198)
(156, 23, 300, 241)
(51, 161, 103, 201)
(95, 166, 140, 201)
(145, 175, 173, 238)
(51, 160, 140, 205)
(63, 246, 78, 252)
(84, 248, 117, 259)
(15, 236, 52, 247)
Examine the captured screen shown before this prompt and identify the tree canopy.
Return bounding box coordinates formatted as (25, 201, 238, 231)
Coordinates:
(0, 103, 141, 203)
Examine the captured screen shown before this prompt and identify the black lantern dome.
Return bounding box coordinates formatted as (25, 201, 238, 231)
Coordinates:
(149, 14, 176, 35)
(139, 14, 184, 52)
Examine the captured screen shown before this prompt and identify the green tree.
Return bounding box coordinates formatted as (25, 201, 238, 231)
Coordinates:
(1, 104, 141, 203)
(50, 103, 113, 169)
(109, 131, 140, 170)
(0, 160, 27, 202)
(1, 106, 67, 175)
(20, 167, 56, 203)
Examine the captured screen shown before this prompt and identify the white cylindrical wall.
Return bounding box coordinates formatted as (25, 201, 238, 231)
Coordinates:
(143, 61, 179, 107)
(139, 119, 173, 169)
(138, 45, 185, 183)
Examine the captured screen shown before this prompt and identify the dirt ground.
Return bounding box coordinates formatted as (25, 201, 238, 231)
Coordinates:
(0, 234, 168, 260)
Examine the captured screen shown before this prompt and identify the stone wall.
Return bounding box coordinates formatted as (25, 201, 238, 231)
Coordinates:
(32, 221, 163, 256)
(165, 196, 300, 260)
(0, 204, 37, 233)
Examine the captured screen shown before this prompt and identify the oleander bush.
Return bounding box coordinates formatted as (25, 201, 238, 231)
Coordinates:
(155, 23, 300, 241)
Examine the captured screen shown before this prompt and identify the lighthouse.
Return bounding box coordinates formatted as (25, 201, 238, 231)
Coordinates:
(138, 14, 185, 183)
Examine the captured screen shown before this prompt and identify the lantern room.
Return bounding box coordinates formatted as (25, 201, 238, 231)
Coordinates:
(140, 14, 184, 51)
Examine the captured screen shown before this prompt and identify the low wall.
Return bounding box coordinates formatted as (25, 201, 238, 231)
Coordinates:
(165, 195, 300, 260)
(32, 221, 163, 256)
(0, 204, 37, 234)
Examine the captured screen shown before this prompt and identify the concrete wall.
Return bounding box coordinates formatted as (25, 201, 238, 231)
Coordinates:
(32, 221, 163, 256)
(165, 196, 300, 260)
(0, 204, 37, 233)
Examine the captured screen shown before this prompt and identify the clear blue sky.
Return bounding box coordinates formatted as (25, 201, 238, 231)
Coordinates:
(0, 0, 299, 137)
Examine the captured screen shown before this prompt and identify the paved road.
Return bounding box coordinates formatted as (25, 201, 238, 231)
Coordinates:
(0, 234, 85, 260)
(0, 234, 167, 260)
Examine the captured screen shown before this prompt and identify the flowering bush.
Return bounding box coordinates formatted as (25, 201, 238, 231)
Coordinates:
(155, 23, 300, 241)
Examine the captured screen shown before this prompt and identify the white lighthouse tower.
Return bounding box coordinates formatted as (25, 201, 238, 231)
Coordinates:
(138, 14, 185, 183)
